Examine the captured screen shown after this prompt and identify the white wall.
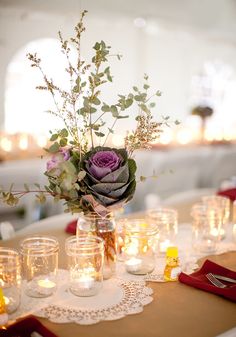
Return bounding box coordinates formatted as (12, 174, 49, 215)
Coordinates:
(0, 3, 236, 132)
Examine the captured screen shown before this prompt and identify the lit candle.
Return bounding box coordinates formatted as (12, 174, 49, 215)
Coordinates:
(77, 275, 94, 289)
(210, 228, 225, 238)
(71, 267, 96, 290)
(37, 279, 56, 296)
(125, 257, 142, 273)
(159, 239, 171, 253)
(3, 297, 9, 306)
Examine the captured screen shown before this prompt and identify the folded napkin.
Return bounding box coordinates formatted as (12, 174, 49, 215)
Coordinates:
(0, 315, 58, 337)
(217, 188, 236, 202)
(179, 259, 236, 302)
(65, 219, 77, 235)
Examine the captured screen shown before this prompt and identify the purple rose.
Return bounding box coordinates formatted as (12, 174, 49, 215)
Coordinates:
(88, 150, 122, 180)
(46, 148, 70, 171)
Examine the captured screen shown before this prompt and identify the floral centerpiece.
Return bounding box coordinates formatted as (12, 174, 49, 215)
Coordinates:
(0, 11, 178, 277)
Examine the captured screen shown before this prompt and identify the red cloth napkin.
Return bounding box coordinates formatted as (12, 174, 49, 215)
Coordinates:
(217, 188, 236, 202)
(0, 315, 58, 337)
(65, 219, 77, 234)
(179, 259, 236, 302)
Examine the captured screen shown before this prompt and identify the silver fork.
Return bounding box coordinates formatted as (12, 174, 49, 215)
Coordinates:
(206, 273, 228, 288)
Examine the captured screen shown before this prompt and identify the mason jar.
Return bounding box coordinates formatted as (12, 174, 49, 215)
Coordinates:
(191, 203, 222, 253)
(148, 208, 178, 254)
(20, 235, 59, 298)
(0, 247, 21, 313)
(65, 235, 104, 297)
(123, 219, 158, 275)
(77, 213, 116, 279)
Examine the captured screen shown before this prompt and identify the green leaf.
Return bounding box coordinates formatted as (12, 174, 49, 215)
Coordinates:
(140, 104, 150, 113)
(134, 95, 142, 101)
(74, 183, 80, 190)
(143, 84, 150, 90)
(95, 131, 105, 137)
(34, 183, 40, 189)
(156, 90, 162, 96)
(101, 104, 110, 112)
(125, 98, 133, 108)
(133, 86, 138, 92)
(110, 105, 118, 114)
(77, 170, 86, 181)
(60, 138, 67, 147)
(50, 134, 58, 141)
(92, 97, 101, 105)
(60, 128, 69, 137)
(94, 42, 100, 50)
(117, 115, 129, 119)
(149, 102, 156, 108)
(90, 107, 97, 113)
(48, 142, 60, 153)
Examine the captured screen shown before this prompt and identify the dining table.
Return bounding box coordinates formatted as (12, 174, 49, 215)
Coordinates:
(1, 214, 236, 337)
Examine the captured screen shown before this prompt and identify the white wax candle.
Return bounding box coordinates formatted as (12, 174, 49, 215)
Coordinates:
(3, 296, 9, 305)
(125, 257, 142, 272)
(77, 275, 94, 289)
(37, 279, 56, 289)
(210, 228, 225, 237)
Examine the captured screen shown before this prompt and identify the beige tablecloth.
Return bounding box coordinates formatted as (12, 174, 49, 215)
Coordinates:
(1, 228, 236, 337)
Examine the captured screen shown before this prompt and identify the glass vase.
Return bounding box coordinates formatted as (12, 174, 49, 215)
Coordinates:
(76, 213, 116, 279)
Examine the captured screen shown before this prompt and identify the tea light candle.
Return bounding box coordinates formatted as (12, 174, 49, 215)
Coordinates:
(125, 257, 142, 273)
(37, 279, 56, 296)
(210, 228, 225, 238)
(3, 296, 9, 306)
(77, 275, 94, 289)
(159, 239, 171, 253)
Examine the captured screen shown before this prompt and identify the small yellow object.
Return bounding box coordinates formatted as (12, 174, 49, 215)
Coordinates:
(166, 246, 178, 258)
(0, 288, 6, 314)
(164, 246, 181, 282)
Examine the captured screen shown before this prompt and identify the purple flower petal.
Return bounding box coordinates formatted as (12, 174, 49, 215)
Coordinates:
(88, 150, 122, 179)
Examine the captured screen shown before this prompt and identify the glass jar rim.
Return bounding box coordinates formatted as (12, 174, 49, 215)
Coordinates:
(201, 195, 230, 207)
(19, 235, 59, 256)
(191, 203, 224, 217)
(147, 208, 178, 219)
(81, 212, 114, 220)
(0, 247, 20, 266)
(65, 235, 104, 256)
(125, 219, 158, 236)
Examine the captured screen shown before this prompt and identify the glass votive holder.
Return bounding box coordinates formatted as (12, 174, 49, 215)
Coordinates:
(148, 208, 178, 254)
(20, 236, 59, 298)
(0, 247, 21, 313)
(191, 203, 222, 253)
(65, 235, 104, 297)
(116, 218, 128, 261)
(124, 219, 158, 275)
(202, 195, 230, 240)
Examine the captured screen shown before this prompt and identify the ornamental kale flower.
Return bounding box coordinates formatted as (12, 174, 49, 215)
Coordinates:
(88, 150, 122, 180)
(82, 147, 136, 210)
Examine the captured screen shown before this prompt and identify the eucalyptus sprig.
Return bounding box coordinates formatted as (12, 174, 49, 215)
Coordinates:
(0, 10, 179, 213)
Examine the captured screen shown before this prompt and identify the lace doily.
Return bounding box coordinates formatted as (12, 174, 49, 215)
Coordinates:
(11, 269, 153, 325)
